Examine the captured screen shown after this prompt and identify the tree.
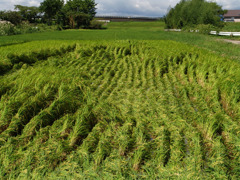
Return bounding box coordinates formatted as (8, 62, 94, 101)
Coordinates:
(66, 0, 96, 15)
(14, 5, 39, 23)
(64, 0, 97, 28)
(165, 0, 226, 29)
(0, 11, 22, 25)
(39, 0, 64, 24)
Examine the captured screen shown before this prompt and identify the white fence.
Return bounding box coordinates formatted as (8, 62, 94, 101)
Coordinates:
(164, 29, 240, 37)
(210, 31, 240, 37)
(164, 29, 182, 32)
(96, 20, 111, 23)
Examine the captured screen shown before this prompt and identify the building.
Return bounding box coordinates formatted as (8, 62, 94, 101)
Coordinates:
(224, 10, 240, 22)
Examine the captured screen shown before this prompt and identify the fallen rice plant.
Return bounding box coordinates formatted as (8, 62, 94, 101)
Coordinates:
(0, 40, 240, 179)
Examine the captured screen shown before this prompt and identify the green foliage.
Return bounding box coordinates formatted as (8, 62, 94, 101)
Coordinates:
(183, 24, 220, 34)
(88, 20, 105, 29)
(196, 24, 219, 34)
(14, 5, 39, 23)
(0, 23, 16, 36)
(68, 12, 91, 29)
(0, 22, 60, 37)
(0, 11, 22, 25)
(0, 40, 240, 179)
(60, 0, 97, 28)
(40, 0, 64, 24)
(0, 6, 39, 25)
(39, 0, 96, 28)
(165, 0, 226, 29)
(64, 0, 96, 18)
(222, 22, 240, 32)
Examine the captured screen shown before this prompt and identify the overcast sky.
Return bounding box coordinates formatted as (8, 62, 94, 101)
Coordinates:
(0, 0, 240, 17)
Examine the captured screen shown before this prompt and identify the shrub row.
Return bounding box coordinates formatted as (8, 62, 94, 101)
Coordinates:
(0, 22, 60, 36)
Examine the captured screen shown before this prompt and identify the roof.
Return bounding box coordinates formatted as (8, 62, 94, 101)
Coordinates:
(224, 10, 240, 17)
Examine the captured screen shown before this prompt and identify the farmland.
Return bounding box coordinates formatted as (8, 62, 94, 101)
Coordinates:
(0, 22, 240, 179)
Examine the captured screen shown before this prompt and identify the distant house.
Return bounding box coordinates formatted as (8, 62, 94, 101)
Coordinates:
(224, 10, 240, 22)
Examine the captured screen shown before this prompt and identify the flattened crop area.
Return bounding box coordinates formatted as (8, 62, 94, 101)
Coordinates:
(0, 40, 240, 179)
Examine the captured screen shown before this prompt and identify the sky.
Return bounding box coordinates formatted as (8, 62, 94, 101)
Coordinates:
(0, 0, 240, 17)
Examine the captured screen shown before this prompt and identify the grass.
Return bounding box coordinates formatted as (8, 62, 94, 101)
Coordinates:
(0, 22, 240, 179)
(222, 22, 240, 32)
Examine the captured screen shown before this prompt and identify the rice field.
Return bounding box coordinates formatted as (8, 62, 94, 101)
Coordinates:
(0, 40, 240, 179)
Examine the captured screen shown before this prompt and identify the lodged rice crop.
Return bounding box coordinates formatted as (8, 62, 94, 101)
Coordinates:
(0, 40, 240, 179)
(0, 40, 76, 75)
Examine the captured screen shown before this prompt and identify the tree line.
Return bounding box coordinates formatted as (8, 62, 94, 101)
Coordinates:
(0, 0, 97, 29)
(165, 0, 227, 29)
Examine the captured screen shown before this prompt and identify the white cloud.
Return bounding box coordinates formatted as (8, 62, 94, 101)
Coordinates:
(214, 0, 240, 10)
(0, 0, 239, 16)
(95, 0, 170, 16)
(0, 0, 41, 10)
(95, 0, 240, 16)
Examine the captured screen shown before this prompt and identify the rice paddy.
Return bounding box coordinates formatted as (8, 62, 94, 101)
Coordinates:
(0, 39, 240, 179)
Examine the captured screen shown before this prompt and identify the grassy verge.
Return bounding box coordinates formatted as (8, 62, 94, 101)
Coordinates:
(222, 22, 240, 32)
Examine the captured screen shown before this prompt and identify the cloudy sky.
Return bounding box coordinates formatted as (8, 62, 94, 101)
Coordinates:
(0, 0, 240, 17)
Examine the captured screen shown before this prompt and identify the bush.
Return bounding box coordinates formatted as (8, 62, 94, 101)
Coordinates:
(0, 22, 60, 36)
(16, 21, 39, 34)
(196, 24, 219, 34)
(88, 20, 105, 29)
(183, 24, 219, 34)
(0, 23, 17, 36)
(35, 23, 59, 32)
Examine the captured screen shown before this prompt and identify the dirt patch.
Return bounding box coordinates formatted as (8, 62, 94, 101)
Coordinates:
(218, 39, 240, 45)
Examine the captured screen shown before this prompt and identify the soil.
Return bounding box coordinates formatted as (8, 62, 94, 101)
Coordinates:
(218, 39, 240, 45)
